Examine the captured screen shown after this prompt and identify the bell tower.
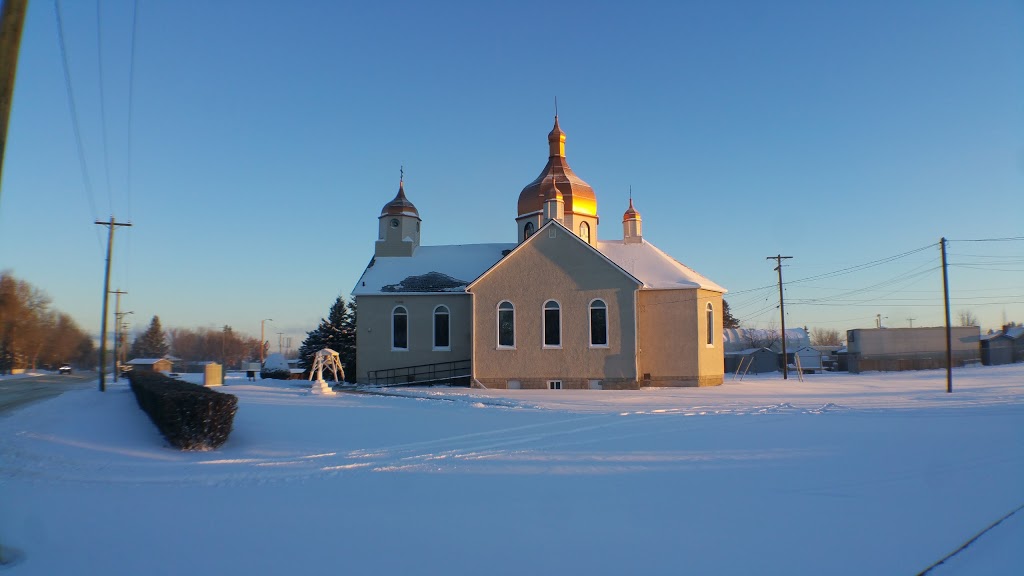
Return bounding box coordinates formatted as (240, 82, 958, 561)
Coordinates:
(375, 173, 421, 257)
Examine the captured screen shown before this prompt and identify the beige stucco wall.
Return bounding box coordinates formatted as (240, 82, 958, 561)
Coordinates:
(469, 225, 640, 389)
(355, 293, 471, 383)
(637, 288, 724, 386)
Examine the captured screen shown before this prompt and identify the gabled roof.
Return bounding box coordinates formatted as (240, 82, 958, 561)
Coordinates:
(468, 219, 642, 290)
(353, 243, 516, 296)
(594, 239, 726, 293)
(127, 358, 172, 365)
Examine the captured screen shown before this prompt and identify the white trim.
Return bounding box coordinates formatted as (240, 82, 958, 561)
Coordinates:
(588, 298, 610, 348)
(547, 380, 562, 390)
(706, 302, 715, 348)
(391, 305, 409, 351)
(432, 304, 451, 351)
(542, 299, 562, 349)
(496, 300, 516, 350)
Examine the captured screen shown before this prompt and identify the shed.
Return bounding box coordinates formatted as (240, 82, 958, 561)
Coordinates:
(980, 334, 1013, 366)
(725, 348, 778, 375)
(792, 346, 824, 373)
(127, 357, 173, 373)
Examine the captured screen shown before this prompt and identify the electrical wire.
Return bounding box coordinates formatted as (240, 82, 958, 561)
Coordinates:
(96, 0, 113, 215)
(54, 0, 103, 250)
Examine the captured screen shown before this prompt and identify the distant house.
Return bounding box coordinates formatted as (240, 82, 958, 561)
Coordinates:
(724, 348, 778, 375)
(845, 327, 980, 373)
(127, 357, 173, 373)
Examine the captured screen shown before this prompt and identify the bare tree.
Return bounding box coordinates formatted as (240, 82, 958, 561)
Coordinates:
(810, 327, 843, 347)
(743, 321, 780, 350)
(957, 310, 978, 327)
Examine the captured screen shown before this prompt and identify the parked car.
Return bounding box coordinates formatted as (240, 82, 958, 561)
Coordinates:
(58, 364, 72, 375)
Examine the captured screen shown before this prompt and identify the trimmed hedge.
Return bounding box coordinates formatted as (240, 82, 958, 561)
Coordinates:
(260, 368, 291, 380)
(128, 371, 238, 450)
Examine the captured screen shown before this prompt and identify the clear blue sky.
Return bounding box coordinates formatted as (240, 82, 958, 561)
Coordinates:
(2, 0, 1022, 350)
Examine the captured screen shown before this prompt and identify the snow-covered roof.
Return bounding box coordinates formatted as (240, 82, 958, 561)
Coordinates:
(353, 244, 516, 295)
(594, 239, 726, 293)
(127, 358, 172, 365)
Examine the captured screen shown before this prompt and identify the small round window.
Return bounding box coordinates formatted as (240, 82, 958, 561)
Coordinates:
(390, 218, 399, 228)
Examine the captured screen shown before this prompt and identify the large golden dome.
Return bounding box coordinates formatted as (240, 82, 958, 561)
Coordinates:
(517, 117, 597, 217)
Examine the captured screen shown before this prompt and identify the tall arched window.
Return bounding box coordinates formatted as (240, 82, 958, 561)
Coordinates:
(706, 302, 714, 346)
(589, 299, 608, 347)
(524, 222, 535, 239)
(579, 221, 591, 244)
(497, 301, 515, 348)
(543, 300, 561, 348)
(433, 305, 450, 350)
(392, 306, 408, 350)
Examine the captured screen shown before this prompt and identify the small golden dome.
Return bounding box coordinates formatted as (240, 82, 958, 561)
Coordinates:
(623, 197, 641, 221)
(518, 117, 597, 218)
(380, 180, 420, 218)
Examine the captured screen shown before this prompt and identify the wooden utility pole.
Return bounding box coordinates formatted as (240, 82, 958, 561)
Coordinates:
(767, 255, 793, 379)
(96, 217, 132, 391)
(940, 237, 952, 393)
(111, 290, 127, 382)
(0, 0, 28, 203)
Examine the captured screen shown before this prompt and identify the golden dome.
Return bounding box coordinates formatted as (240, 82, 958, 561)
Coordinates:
(623, 197, 641, 221)
(518, 117, 597, 217)
(380, 180, 420, 218)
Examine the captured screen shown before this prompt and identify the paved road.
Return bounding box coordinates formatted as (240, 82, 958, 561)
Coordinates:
(0, 372, 97, 415)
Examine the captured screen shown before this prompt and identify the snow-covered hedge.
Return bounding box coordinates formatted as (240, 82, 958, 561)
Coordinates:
(127, 371, 238, 450)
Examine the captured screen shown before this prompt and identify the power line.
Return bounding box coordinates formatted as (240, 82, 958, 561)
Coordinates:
(54, 0, 102, 248)
(951, 236, 1024, 242)
(96, 0, 113, 214)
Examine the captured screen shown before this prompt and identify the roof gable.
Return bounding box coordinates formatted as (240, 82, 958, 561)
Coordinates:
(467, 219, 642, 291)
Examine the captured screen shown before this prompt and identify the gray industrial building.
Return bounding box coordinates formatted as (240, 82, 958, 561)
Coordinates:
(845, 327, 980, 373)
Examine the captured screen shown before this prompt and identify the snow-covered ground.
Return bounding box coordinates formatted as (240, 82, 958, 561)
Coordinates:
(1, 366, 1022, 575)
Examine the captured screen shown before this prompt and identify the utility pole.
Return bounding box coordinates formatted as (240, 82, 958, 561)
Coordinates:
(0, 0, 28, 204)
(96, 217, 132, 391)
(260, 318, 272, 364)
(111, 289, 127, 382)
(277, 332, 284, 354)
(767, 254, 793, 379)
(907, 317, 916, 328)
(940, 237, 952, 393)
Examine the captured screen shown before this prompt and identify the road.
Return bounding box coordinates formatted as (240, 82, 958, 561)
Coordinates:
(0, 372, 96, 415)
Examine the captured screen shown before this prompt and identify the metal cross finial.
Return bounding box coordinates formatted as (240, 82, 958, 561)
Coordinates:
(554, 96, 558, 119)
(400, 165, 404, 183)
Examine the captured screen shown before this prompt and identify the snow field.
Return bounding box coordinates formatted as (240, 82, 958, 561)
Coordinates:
(0, 365, 1022, 575)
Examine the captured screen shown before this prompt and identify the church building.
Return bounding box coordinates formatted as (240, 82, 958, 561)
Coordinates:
(352, 117, 726, 389)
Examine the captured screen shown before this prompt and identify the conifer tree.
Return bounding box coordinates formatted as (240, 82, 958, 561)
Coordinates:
(722, 300, 740, 329)
(298, 296, 356, 382)
(130, 315, 169, 358)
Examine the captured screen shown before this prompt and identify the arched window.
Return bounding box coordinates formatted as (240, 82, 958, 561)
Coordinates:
(497, 301, 515, 348)
(706, 303, 714, 346)
(433, 305, 450, 350)
(543, 300, 561, 348)
(524, 222, 535, 239)
(589, 299, 608, 347)
(579, 221, 591, 244)
(392, 306, 408, 350)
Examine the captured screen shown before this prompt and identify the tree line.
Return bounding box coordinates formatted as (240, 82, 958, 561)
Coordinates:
(0, 271, 95, 372)
(128, 315, 267, 368)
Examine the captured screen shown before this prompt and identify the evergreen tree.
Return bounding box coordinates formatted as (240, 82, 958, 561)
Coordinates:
(722, 300, 740, 329)
(298, 296, 356, 382)
(130, 315, 169, 358)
